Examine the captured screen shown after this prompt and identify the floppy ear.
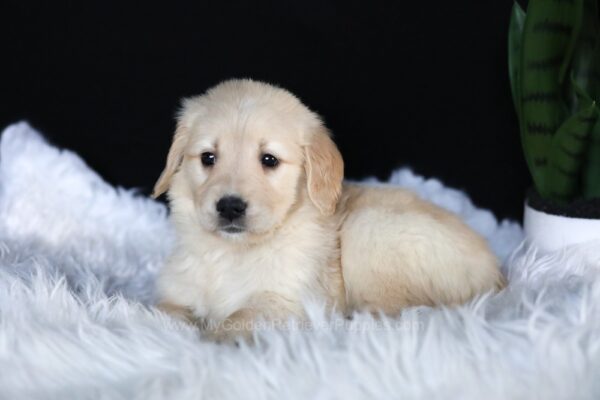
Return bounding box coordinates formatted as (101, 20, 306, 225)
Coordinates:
(304, 128, 344, 215)
(152, 123, 189, 198)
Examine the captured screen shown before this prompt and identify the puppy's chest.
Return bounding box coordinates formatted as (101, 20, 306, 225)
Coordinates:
(189, 237, 332, 319)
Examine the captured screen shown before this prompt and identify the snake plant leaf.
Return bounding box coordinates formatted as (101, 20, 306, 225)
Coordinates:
(509, 2, 526, 119)
(558, 0, 584, 84)
(568, 0, 600, 110)
(570, 0, 600, 199)
(583, 119, 600, 198)
(520, 0, 583, 198)
(547, 102, 598, 200)
(570, 72, 595, 109)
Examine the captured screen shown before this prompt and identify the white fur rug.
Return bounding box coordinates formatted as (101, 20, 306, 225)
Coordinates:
(1, 122, 599, 400)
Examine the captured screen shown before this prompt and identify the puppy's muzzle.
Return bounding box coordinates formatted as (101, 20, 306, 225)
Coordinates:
(216, 196, 247, 226)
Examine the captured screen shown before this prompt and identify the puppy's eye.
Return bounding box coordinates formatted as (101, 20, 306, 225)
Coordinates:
(200, 152, 216, 166)
(261, 154, 279, 168)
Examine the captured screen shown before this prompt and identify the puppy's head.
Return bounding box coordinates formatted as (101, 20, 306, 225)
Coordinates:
(153, 79, 343, 241)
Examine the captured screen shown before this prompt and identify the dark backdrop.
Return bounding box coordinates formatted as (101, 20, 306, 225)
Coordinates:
(0, 1, 528, 220)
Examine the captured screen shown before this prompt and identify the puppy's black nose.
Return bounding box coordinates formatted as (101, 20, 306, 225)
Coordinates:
(216, 196, 247, 221)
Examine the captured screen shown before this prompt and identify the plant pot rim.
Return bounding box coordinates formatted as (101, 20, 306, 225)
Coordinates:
(524, 202, 600, 252)
(526, 188, 600, 220)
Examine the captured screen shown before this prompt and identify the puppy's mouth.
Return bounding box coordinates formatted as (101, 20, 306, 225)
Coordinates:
(218, 222, 246, 234)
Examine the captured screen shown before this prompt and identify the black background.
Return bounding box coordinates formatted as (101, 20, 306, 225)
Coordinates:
(1, 1, 528, 220)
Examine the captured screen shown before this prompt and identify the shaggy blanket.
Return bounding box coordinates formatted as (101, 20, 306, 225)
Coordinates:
(1, 122, 599, 400)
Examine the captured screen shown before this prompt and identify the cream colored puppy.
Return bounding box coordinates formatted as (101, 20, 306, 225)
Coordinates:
(153, 79, 504, 341)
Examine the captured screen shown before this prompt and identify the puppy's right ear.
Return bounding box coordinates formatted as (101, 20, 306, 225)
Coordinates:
(152, 122, 189, 198)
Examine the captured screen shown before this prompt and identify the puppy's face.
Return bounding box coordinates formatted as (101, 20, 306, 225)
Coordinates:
(153, 80, 343, 242)
(176, 105, 306, 239)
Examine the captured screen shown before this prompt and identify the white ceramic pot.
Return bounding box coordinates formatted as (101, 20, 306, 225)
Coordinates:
(524, 202, 600, 252)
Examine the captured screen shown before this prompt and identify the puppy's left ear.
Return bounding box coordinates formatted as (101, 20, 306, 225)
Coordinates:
(304, 126, 344, 215)
(152, 122, 189, 198)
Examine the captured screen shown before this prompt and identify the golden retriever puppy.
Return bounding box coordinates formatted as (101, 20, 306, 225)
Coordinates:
(153, 79, 504, 342)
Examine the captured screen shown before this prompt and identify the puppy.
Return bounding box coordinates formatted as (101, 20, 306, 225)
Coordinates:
(153, 79, 504, 341)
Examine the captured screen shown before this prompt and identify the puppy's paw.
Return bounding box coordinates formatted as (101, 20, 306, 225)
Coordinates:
(203, 327, 254, 346)
(157, 301, 196, 322)
(201, 309, 257, 345)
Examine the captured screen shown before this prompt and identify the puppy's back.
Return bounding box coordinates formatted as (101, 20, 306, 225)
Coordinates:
(338, 183, 504, 315)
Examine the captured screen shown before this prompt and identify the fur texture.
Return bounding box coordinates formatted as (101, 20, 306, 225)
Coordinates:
(2, 122, 600, 400)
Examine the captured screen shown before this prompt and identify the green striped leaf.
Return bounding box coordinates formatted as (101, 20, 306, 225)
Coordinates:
(583, 118, 600, 198)
(509, 2, 526, 119)
(558, 0, 584, 84)
(568, 0, 600, 110)
(520, 0, 584, 198)
(547, 102, 597, 200)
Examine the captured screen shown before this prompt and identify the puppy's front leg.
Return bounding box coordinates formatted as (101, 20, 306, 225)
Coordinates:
(203, 292, 304, 344)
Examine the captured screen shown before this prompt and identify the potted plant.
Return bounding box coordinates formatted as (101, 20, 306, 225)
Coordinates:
(509, 0, 600, 252)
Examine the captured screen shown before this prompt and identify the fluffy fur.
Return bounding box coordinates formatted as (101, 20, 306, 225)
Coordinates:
(5, 122, 600, 399)
(153, 80, 503, 340)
